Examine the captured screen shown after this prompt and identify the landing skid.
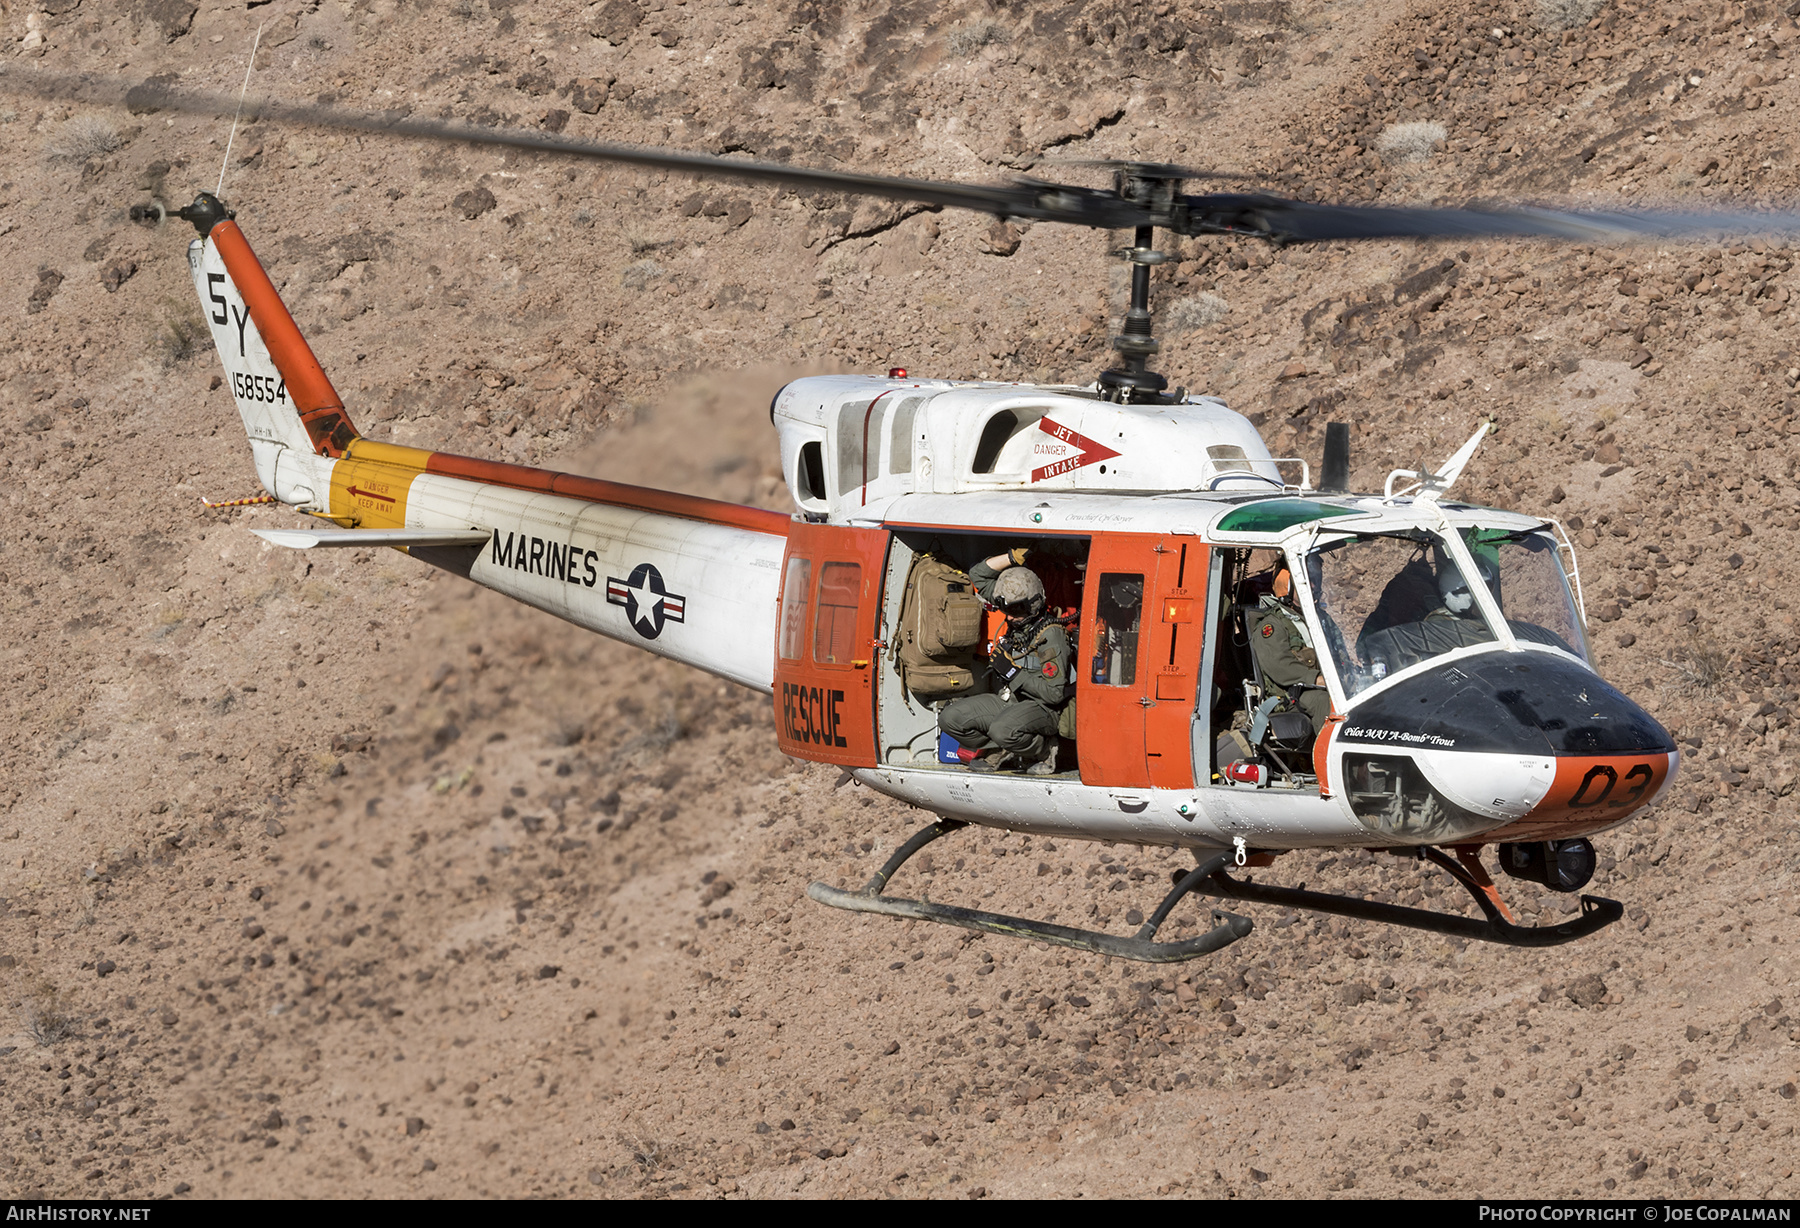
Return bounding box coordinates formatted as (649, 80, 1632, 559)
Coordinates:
(1196, 846, 1623, 948)
(807, 820, 1624, 962)
(806, 819, 1255, 963)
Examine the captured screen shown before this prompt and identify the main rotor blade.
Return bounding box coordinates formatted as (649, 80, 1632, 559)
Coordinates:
(1184, 194, 1800, 245)
(10, 66, 1800, 248)
(0, 66, 1146, 227)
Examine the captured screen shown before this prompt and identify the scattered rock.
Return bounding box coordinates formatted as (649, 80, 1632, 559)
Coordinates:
(1565, 973, 1608, 1008)
(453, 187, 497, 220)
(568, 78, 610, 114)
(978, 221, 1023, 257)
(588, 0, 641, 44)
(27, 268, 63, 315)
(100, 259, 138, 293)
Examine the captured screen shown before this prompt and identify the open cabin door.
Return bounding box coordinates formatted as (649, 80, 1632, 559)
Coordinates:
(774, 521, 889, 766)
(1077, 533, 1206, 789)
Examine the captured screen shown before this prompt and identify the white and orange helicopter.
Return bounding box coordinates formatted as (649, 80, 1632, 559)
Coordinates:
(21, 71, 1781, 963)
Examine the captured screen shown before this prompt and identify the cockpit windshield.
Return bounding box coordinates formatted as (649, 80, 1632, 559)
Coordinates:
(1306, 528, 1587, 698)
(1309, 533, 1494, 697)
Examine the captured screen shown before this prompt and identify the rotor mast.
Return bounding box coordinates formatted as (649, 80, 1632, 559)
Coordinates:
(1096, 168, 1180, 404)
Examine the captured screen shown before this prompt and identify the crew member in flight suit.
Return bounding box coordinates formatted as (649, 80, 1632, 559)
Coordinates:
(1251, 565, 1332, 737)
(939, 548, 1070, 774)
(1425, 555, 1498, 626)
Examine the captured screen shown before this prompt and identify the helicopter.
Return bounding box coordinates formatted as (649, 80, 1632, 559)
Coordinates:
(16, 68, 1774, 966)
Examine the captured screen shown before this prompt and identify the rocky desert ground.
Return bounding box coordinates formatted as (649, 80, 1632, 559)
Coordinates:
(1, 0, 1798, 1201)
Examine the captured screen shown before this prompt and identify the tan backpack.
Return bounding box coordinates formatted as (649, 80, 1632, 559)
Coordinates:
(894, 555, 985, 699)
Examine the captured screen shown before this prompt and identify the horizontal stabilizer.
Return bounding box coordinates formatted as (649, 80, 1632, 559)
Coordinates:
(254, 527, 492, 550)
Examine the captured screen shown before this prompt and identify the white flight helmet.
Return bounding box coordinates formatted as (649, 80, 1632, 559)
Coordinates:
(1438, 554, 1497, 614)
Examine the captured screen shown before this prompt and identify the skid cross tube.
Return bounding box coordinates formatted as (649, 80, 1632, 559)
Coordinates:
(807, 819, 1254, 963)
(1194, 845, 1622, 948)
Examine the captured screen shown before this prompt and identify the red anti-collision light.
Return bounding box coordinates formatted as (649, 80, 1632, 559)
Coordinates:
(888, 367, 908, 379)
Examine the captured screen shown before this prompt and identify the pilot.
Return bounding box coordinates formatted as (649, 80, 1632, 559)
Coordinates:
(1251, 565, 1332, 736)
(939, 548, 1070, 775)
(1426, 555, 1497, 625)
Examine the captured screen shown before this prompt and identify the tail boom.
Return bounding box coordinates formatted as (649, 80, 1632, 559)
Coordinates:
(187, 192, 791, 691)
(321, 442, 789, 692)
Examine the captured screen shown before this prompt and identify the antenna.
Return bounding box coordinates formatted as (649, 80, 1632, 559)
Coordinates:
(216, 24, 264, 198)
(1319, 422, 1350, 493)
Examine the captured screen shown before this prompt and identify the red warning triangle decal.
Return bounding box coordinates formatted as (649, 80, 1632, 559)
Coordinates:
(1031, 417, 1122, 483)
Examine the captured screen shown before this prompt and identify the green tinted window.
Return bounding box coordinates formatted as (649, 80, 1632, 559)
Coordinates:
(1215, 499, 1360, 535)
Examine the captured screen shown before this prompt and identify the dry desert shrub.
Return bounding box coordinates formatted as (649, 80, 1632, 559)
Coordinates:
(1662, 641, 1730, 698)
(23, 988, 77, 1047)
(152, 298, 209, 368)
(1537, 0, 1604, 30)
(621, 259, 663, 289)
(1164, 292, 1232, 334)
(948, 21, 1010, 57)
(47, 115, 122, 164)
(1375, 121, 1447, 165)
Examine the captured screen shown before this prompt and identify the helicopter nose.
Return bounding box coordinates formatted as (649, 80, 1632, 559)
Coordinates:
(1335, 650, 1678, 840)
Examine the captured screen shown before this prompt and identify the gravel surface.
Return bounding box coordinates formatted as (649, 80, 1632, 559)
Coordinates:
(2, 0, 1798, 1200)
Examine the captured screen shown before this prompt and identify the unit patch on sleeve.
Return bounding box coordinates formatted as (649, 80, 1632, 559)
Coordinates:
(606, 562, 687, 640)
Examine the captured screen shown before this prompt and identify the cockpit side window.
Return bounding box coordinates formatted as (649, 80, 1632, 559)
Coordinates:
(1465, 527, 1589, 661)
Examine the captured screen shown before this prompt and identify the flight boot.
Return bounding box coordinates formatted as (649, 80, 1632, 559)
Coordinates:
(1023, 736, 1059, 776)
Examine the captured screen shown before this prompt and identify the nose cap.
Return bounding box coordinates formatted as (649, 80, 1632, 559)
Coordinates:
(1337, 651, 1674, 759)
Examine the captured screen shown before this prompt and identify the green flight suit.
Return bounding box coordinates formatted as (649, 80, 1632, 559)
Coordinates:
(1250, 594, 1332, 735)
(940, 561, 1071, 761)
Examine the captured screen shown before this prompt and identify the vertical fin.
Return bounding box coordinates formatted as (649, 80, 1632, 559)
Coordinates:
(204, 217, 359, 456)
